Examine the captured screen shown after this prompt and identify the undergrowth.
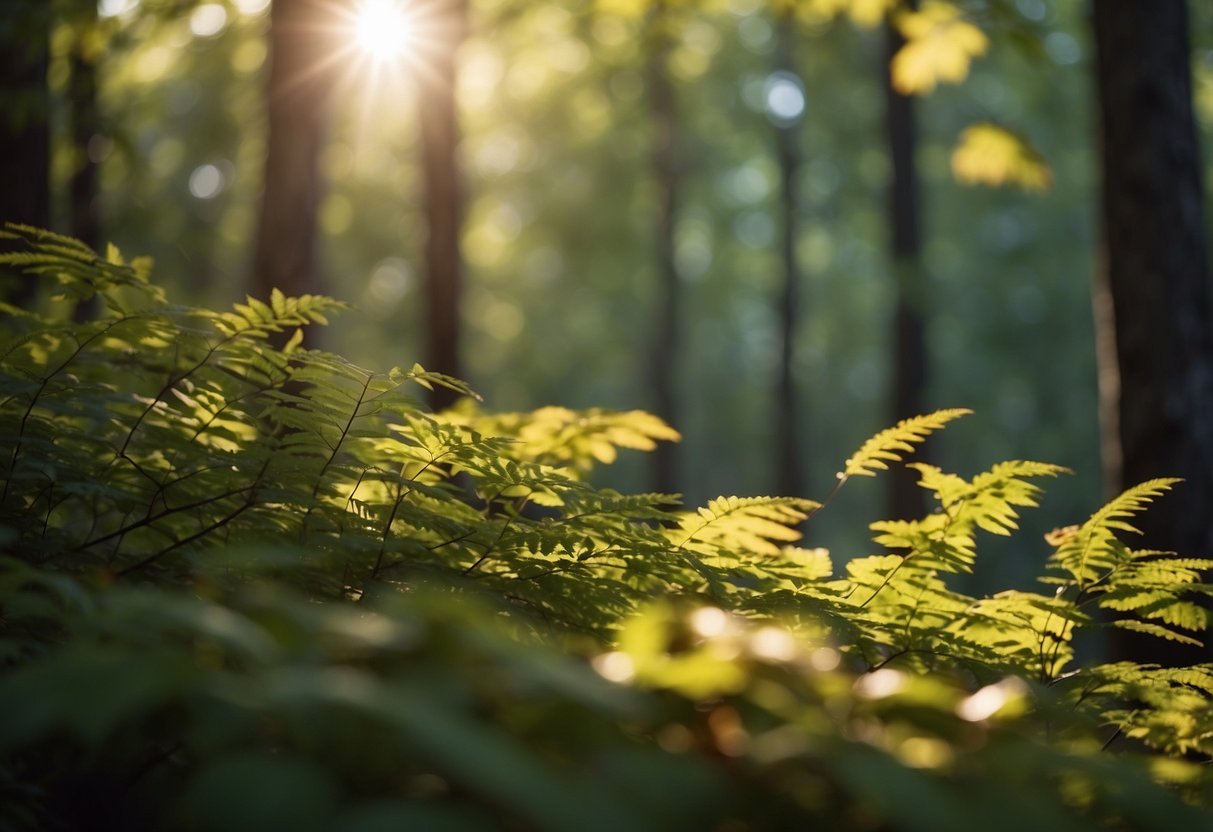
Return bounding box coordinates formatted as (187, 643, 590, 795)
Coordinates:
(0, 225, 1210, 831)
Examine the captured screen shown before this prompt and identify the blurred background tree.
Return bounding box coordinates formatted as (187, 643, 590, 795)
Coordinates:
(3, 0, 1212, 599)
(1093, 0, 1213, 663)
(882, 0, 928, 521)
(250, 0, 341, 319)
(0, 0, 53, 306)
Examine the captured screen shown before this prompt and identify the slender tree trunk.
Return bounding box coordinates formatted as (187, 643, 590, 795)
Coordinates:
(773, 14, 803, 499)
(0, 0, 51, 307)
(68, 0, 102, 320)
(647, 2, 680, 495)
(1093, 1, 1213, 661)
(251, 0, 337, 317)
(883, 14, 928, 521)
(420, 0, 468, 410)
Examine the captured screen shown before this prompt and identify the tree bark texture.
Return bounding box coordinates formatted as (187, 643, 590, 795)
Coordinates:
(0, 0, 51, 307)
(1093, 1, 1213, 661)
(420, 0, 468, 410)
(773, 15, 804, 500)
(251, 0, 338, 314)
(883, 14, 928, 521)
(647, 4, 681, 496)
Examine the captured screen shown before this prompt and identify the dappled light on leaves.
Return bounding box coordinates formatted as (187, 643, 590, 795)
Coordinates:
(951, 123, 1053, 192)
(891, 2, 988, 94)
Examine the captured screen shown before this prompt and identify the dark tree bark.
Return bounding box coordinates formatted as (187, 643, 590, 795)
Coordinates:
(883, 14, 928, 521)
(419, 0, 468, 410)
(0, 0, 52, 307)
(647, 2, 681, 495)
(773, 14, 804, 499)
(67, 0, 102, 320)
(1093, 1, 1213, 661)
(251, 0, 338, 317)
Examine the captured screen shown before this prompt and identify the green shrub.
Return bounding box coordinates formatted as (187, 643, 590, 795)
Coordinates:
(1, 225, 1210, 830)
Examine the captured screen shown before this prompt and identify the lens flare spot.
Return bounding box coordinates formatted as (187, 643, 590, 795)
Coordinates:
(354, 0, 413, 61)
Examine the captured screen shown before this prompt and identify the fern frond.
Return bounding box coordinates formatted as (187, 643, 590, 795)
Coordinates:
(1111, 619, 1203, 646)
(921, 460, 1068, 535)
(0, 223, 161, 310)
(869, 514, 977, 573)
(672, 496, 818, 557)
(209, 294, 348, 339)
(959, 590, 1088, 679)
(391, 362, 480, 401)
(842, 409, 971, 478)
(452, 405, 680, 476)
(1049, 478, 1181, 586)
(1093, 551, 1213, 633)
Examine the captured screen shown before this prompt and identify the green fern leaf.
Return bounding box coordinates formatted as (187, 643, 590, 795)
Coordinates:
(672, 496, 818, 557)
(869, 514, 977, 573)
(1049, 478, 1181, 586)
(842, 409, 971, 478)
(1111, 619, 1203, 647)
(451, 404, 679, 476)
(916, 460, 1067, 536)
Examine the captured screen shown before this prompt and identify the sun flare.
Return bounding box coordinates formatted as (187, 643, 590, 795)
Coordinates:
(354, 0, 412, 62)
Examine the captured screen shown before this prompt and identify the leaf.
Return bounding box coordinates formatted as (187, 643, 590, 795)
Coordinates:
(843, 409, 971, 478)
(1049, 478, 1181, 586)
(870, 514, 976, 573)
(913, 460, 1068, 537)
(672, 496, 818, 557)
(782, 546, 833, 580)
(891, 2, 988, 94)
(951, 123, 1052, 192)
(1110, 619, 1203, 647)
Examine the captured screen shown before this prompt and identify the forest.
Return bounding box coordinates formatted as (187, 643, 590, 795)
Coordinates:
(1, 0, 1212, 829)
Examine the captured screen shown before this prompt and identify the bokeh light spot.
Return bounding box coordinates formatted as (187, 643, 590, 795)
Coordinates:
(765, 71, 805, 125)
(233, 0, 271, 14)
(189, 164, 225, 199)
(190, 4, 229, 38)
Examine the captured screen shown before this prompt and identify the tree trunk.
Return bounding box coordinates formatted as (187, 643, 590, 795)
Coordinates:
(68, 0, 102, 320)
(0, 0, 51, 307)
(773, 14, 803, 499)
(420, 0, 468, 410)
(647, 2, 681, 495)
(883, 14, 928, 521)
(1092, 1, 1213, 662)
(251, 0, 337, 317)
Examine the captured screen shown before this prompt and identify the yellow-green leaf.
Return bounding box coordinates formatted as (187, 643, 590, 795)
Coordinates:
(843, 409, 971, 478)
(951, 123, 1052, 192)
(891, 2, 987, 94)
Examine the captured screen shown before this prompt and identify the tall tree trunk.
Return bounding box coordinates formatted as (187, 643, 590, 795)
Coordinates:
(1093, 1, 1213, 662)
(251, 0, 337, 318)
(420, 0, 468, 410)
(68, 0, 102, 320)
(647, 2, 680, 495)
(883, 14, 928, 521)
(0, 0, 51, 307)
(773, 14, 803, 499)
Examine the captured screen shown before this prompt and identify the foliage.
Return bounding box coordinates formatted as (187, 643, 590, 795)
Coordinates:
(890, 1, 989, 94)
(951, 122, 1052, 192)
(1, 229, 1211, 829)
